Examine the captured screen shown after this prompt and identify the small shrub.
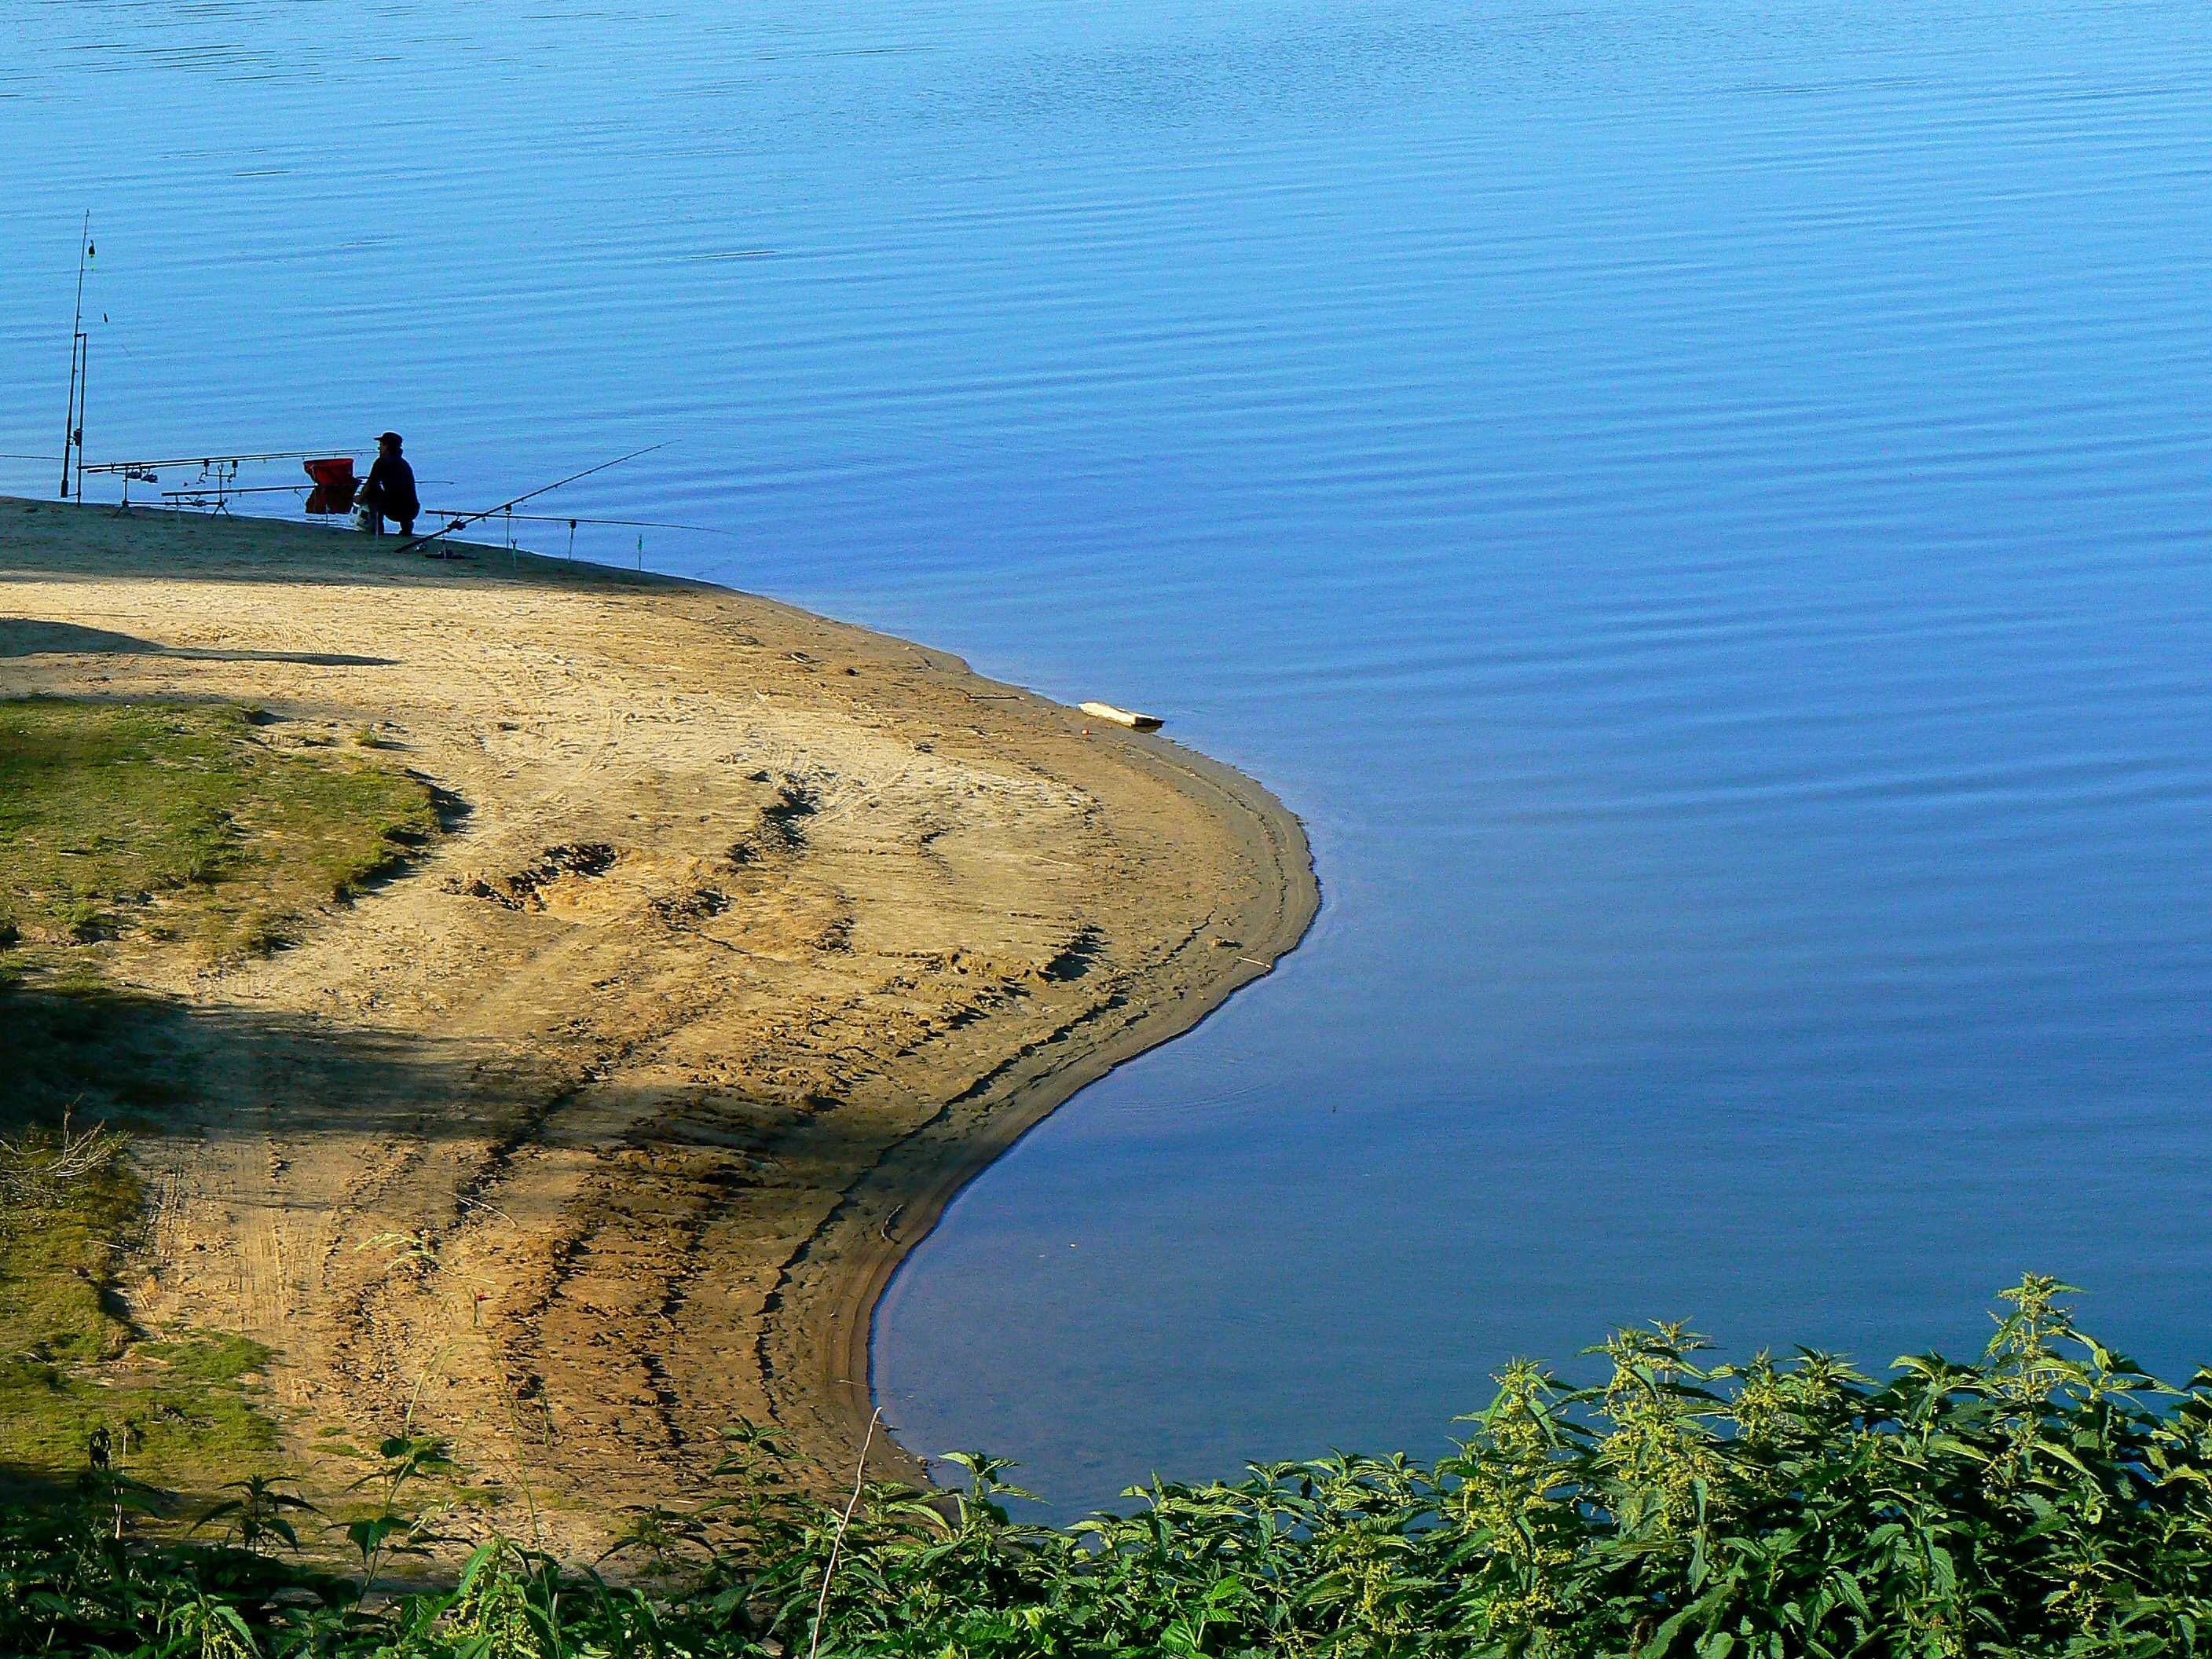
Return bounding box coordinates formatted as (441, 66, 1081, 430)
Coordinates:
(0, 1111, 126, 1205)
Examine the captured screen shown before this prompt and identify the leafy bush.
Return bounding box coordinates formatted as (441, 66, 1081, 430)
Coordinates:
(5, 1276, 2211, 1655)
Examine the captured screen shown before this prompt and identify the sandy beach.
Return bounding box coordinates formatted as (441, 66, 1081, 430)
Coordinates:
(0, 496, 1315, 1550)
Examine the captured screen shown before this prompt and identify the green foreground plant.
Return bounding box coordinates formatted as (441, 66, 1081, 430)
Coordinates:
(4, 1276, 2210, 1657)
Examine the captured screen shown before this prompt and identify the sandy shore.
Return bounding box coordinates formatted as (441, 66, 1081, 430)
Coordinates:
(0, 497, 1314, 1548)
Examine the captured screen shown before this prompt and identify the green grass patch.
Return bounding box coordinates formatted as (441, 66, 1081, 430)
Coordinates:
(0, 695, 439, 958)
(0, 1126, 279, 1495)
(0, 1342, 280, 1494)
(0, 697, 444, 1503)
(0, 1122, 137, 1372)
(137, 1333, 270, 1388)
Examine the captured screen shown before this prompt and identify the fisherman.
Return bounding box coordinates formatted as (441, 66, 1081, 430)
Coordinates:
(359, 431, 420, 537)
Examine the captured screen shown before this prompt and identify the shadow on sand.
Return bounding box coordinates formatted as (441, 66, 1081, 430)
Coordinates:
(0, 617, 396, 668)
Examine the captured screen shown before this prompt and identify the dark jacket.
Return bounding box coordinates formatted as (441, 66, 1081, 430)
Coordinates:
(362, 455, 419, 520)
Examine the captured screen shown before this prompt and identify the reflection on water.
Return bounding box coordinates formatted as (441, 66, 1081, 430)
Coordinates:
(5, 0, 2212, 1518)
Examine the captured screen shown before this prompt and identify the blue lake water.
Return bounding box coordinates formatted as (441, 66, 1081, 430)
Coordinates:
(5, 0, 2211, 1518)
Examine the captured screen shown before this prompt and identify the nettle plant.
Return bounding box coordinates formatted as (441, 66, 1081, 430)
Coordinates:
(5, 1276, 2212, 1657)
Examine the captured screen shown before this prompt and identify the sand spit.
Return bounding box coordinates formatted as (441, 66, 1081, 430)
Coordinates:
(0, 498, 1316, 1551)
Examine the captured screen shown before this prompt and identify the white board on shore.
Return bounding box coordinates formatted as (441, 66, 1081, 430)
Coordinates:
(1080, 701, 1163, 731)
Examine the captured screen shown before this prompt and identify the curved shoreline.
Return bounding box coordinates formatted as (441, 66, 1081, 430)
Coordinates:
(0, 495, 1318, 1536)
(804, 727, 1319, 1485)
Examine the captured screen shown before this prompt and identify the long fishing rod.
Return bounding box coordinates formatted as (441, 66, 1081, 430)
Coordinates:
(145, 487, 722, 542)
(397, 443, 666, 557)
(60, 214, 91, 501)
(418, 506, 738, 537)
(82, 449, 357, 472)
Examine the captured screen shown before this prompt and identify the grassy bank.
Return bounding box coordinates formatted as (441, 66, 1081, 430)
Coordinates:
(0, 695, 438, 961)
(2, 1277, 2208, 1654)
(1, 695, 439, 1497)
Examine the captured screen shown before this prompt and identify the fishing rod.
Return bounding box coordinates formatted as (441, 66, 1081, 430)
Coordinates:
(417, 506, 738, 537)
(159, 477, 462, 502)
(81, 449, 354, 473)
(162, 484, 306, 497)
(60, 214, 91, 502)
(397, 443, 667, 557)
(84, 449, 361, 514)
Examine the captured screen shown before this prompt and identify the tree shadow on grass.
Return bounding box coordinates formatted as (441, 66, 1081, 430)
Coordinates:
(0, 973, 557, 1148)
(1, 974, 558, 1510)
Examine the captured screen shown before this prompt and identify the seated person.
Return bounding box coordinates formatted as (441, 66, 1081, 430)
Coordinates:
(360, 431, 419, 536)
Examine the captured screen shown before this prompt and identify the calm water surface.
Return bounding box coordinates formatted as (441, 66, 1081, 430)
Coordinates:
(5, 0, 2212, 1517)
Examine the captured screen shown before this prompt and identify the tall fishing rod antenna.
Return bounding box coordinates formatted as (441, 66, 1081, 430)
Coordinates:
(60, 214, 91, 502)
(398, 443, 668, 558)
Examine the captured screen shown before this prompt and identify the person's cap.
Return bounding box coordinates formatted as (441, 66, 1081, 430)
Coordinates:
(379, 431, 403, 446)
